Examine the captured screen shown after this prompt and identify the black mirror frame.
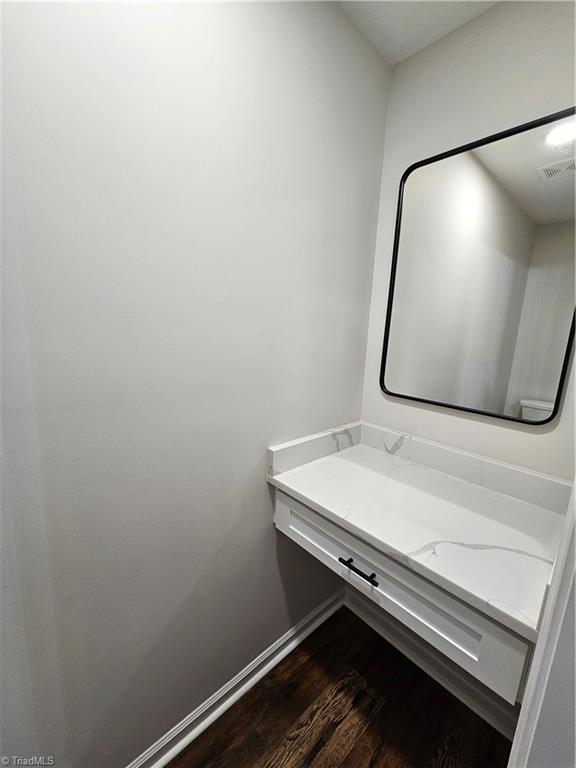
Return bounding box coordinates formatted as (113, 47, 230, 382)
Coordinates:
(380, 106, 576, 426)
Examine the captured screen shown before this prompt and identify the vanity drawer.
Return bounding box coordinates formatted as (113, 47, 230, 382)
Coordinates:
(274, 491, 530, 704)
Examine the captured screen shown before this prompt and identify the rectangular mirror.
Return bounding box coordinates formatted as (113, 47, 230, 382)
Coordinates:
(381, 108, 575, 424)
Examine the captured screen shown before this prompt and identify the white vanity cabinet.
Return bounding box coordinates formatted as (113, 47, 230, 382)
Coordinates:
(267, 423, 571, 708)
(274, 491, 529, 704)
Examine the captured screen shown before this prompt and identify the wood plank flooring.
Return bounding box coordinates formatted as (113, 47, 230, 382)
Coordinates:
(169, 607, 512, 768)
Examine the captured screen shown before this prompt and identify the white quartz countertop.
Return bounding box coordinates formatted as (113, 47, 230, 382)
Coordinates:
(269, 444, 566, 640)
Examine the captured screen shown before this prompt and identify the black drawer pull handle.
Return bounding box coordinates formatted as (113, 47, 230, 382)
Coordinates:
(338, 557, 379, 587)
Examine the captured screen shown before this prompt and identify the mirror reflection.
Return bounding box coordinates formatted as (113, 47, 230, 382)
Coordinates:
(382, 111, 575, 423)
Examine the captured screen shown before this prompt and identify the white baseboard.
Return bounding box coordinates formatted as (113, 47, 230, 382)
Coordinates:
(125, 592, 344, 768)
(126, 584, 521, 768)
(344, 586, 519, 741)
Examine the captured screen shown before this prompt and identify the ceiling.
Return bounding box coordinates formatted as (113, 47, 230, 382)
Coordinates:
(474, 117, 575, 225)
(340, 1, 498, 65)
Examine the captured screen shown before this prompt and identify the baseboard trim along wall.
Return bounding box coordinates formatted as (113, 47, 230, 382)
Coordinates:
(125, 592, 344, 768)
(127, 584, 521, 768)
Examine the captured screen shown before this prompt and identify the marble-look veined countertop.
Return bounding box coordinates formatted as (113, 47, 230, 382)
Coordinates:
(268, 443, 566, 641)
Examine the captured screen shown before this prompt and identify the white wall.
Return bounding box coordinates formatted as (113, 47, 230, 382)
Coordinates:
(526, 581, 575, 768)
(0, 4, 389, 766)
(361, 1, 575, 478)
(505, 221, 575, 417)
(386, 151, 534, 413)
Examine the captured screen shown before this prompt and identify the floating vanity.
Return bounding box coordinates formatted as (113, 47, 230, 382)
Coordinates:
(267, 422, 571, 707)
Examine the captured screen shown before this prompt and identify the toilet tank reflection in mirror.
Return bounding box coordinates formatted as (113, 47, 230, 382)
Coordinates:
(381, 108, 575, 424)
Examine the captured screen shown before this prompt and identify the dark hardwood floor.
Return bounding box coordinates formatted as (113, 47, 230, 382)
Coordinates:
(169, 607, 512, 768)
